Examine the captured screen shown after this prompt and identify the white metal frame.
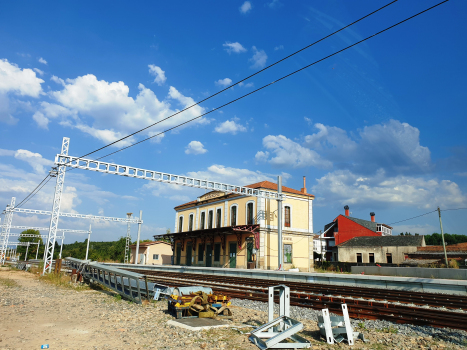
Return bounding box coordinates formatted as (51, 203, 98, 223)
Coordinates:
(0, 197, 16, 264)
(55, 153, 286, 200)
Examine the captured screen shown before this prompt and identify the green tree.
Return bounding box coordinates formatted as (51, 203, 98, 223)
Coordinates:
(17, 229, 43, 260)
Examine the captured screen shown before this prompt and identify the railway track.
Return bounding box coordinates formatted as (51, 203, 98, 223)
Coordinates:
(127, 268, 467, 331)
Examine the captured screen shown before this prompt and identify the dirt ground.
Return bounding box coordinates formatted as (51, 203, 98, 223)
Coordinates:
(0, 266, 465, 350)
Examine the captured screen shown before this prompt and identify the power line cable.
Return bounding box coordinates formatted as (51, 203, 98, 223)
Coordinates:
(441, 207, 467, 212)
(11, 0, 449, 207)
(10, 1, 399, 209)
(64, 0, 400, 160)
(15, 175, 51, 209)
(91, 0, 449, 161)
(388, 210, 437, 225)
(17, 176, 53, 209)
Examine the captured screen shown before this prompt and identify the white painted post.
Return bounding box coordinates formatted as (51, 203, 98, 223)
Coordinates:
(85, 224, 91, 260)
(135, 210, 142, 265)
(59, 233, 65, 259)
(277, 176, 283, 270)
(25, 242, 30, 261)
(35, 242, 39, 260)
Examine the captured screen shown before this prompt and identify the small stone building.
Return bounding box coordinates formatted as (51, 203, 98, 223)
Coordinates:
(337, 235, 425, 264)
(130, 241, 172, 265)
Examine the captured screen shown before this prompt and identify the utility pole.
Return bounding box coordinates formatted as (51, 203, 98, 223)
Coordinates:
(85, 224, 91, 260)
(437, 207, 449, 266)
(135, 210, 143, 265)
(35, 242, 39, 260)
(277, 176, 283, 270)
(59, 233, 65, 259)
(124, 213, 132, 264)
(25, 242, 30, 261)
(319, 229, 323, 262)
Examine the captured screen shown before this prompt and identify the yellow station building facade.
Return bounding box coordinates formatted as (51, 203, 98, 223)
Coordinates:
(154, 180, 315, 272)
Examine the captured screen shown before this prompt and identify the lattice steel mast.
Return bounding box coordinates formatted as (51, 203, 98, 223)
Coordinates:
(0, 197, 15, 264)
(43, 137, 69, 273)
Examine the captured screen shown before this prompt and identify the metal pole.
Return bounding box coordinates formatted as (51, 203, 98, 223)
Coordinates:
(135, 210, 142, 265)
(437, 207, 449, 266)
(319, 229, 323, 262)
(25, 242, 29, 261)
(124, 213, 132, 264)
(35, 242, 39, 260)
(85, 224, 91, 260)
(277, 176, 283, 270)
(59, 233, 65, 259)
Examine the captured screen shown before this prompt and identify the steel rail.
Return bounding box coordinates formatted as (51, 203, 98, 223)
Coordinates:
(125, 269, 467, 331)
(126, 269, 467, 310)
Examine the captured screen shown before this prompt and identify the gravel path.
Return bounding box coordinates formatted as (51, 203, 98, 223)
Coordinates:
(1, 267, 466, 349)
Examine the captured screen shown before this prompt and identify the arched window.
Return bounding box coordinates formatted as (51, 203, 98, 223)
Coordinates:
(200, 212, 206, 230)
(231, 205, 237, 226)
(284, 206, 291, 228)
(247, 202, 254, 225)
(216, 208, 222, 228)
(208, 210, 213, 229)
(189, 214, 194, 231)
(178, 216, 183, 232)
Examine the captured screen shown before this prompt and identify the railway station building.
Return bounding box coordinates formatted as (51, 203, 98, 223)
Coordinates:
(153, 179, 315, 271)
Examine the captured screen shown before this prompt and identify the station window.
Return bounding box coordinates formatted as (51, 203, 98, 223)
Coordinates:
(284, 206, 291, 227)
(216, 208, 222, 228)
(208, 210, 213, 229)
(386, 253, 392, 264)
(189, 214, 194, 231)
(200, 212, 205, 230)
(231, 206, 237, 226)
(284, 244, 292, 263)
(178, 216, 183, 233)
(247, 203, 254, 225)
(153, 254, 159, 260)
(369, 253, 375, 263)
(356, 253, 362, 263)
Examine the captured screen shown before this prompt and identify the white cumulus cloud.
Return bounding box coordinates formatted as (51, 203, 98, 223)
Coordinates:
(38, 57, 47, 65)
(0, 59, 44, 97)
(185, 141, 207, 155)
(215, 78, 232, 87)
(239, 1, 252, 14)
(223, 42, 247, 54)
(148, 64, 167, 86)
(258, 135, 332, 169)
(249, 46, 267, 69)
(41, 74, 207, 146)
(32, 111, 49, 129)
(312, 169, 466, 209)
(33, 68, 44, 76)
(214, 119, 247, 134)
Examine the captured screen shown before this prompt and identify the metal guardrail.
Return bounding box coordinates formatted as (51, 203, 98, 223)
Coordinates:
(65, 257, 151, 304)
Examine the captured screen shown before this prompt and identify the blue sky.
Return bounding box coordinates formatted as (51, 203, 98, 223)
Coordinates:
(1, 0, 466, 243)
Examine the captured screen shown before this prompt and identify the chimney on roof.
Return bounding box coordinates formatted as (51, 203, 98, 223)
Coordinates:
(301, 176, 307, 194)
(344, 205, 349, 216)
(370, 212, 375, 222)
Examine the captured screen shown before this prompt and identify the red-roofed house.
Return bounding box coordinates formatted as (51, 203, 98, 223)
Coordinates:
(319, 205, 393, 261)
(154, 178, 316, 271)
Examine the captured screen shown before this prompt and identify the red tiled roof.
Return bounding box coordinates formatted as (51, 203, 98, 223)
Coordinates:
(245, 180, 314, 197)
(174, 180, 314, 209)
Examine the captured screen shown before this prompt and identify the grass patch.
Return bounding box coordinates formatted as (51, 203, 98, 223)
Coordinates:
(39, 272, 90, 291)
(0, 277, 19, 288)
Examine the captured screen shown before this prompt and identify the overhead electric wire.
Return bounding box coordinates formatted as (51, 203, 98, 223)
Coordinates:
(10, 1, 400, 208)
(17, 176, 53, 209)
(11, 0, 449, 207)
(388, 210, 437, 225)
(440, 207, 467, 212)
(90, 0, 449, 162)
(64, 0, 400, 161)
(15, 174, 51, 209)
